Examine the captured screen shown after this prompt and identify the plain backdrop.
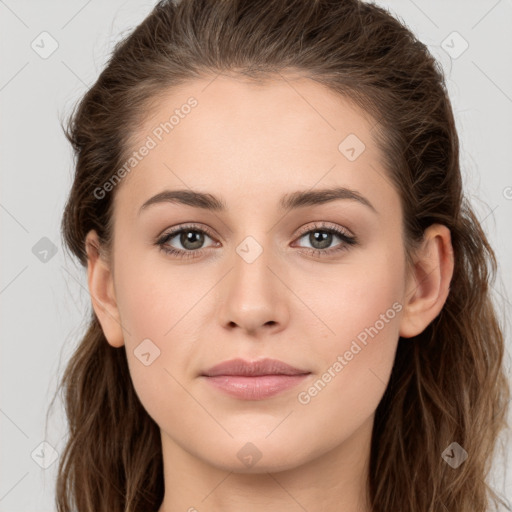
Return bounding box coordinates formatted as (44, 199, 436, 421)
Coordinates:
(1, 1, 511, 510)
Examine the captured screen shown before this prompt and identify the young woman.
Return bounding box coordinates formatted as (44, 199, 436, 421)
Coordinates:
(53, 0, 511, 510)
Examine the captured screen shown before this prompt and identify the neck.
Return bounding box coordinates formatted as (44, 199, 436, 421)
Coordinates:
(157, 415, 373, 512)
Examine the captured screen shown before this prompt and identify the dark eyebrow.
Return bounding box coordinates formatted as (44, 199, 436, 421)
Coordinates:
(138, 187, 377, 215)
(139, 189, 226, 214)
(280, 187, 377, 213)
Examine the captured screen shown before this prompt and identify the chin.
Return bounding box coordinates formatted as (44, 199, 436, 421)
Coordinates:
(200, 437, 311, 474)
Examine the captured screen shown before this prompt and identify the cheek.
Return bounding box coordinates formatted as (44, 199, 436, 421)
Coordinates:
(111, 254, 198, 412)
(293, 249, 404, 426)
(114, 247, 200, 344)
(117, 270, 196, 428)
(302, 242, 405, 347)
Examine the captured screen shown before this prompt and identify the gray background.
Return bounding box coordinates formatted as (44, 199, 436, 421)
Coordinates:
(1, 0, 511, 510)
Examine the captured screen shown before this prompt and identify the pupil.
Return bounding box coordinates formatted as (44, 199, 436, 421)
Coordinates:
(181, 230, 204, 250)
(311, 231, 331, 249)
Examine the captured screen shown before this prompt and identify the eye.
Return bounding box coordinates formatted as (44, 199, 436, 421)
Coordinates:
(155, 224, 218, 260)
(155, 222, 358, 260)
(292, 222, 357, 257)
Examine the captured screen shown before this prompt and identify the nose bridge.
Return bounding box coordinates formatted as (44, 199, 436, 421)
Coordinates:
(230, 231, 276, 300)
(226, 208, 278, 282)
(218, 229, 288, 333)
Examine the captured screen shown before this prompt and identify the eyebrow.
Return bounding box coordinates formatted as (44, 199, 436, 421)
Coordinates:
(138, 186, 378, 215)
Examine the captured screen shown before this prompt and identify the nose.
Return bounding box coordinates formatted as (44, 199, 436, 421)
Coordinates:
(218, 243, 289, 336)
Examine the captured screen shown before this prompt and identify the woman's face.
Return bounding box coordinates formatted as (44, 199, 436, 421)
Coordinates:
(92, 74, 413, 473)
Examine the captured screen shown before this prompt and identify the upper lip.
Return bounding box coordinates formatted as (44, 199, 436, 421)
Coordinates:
(201, 358, 310, 377)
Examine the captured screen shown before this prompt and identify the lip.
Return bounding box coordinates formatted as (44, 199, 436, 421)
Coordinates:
(202, 357, 309, 377)
(200, 358, 311, 400)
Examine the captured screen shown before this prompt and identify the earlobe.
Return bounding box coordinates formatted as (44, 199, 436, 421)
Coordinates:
(399, 224, 454, 339)
(85, 230, 125, 348)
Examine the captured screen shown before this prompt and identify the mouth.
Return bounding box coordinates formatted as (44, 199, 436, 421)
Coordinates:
(200, 358, 311, 400)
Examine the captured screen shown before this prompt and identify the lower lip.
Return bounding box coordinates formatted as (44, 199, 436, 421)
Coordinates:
(202, 374, 310, 400)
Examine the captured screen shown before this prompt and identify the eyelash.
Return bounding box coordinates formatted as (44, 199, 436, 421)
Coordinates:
(155, 222, 358, 260)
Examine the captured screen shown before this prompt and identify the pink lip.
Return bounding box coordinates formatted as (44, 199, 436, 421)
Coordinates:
(200, 358, 311, 400)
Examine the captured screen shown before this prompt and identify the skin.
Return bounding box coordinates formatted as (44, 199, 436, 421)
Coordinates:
(85, 73, 454, 512)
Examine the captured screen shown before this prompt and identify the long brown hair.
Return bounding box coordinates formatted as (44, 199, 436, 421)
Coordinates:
(52, 0, 511, 510)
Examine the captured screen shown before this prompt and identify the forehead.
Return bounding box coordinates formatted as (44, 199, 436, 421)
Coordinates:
(113, 73, 392, 216)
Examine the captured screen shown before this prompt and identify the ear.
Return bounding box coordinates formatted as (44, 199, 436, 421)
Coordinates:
(85, 230, 125, 348)
(399, 223, 455, 338)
